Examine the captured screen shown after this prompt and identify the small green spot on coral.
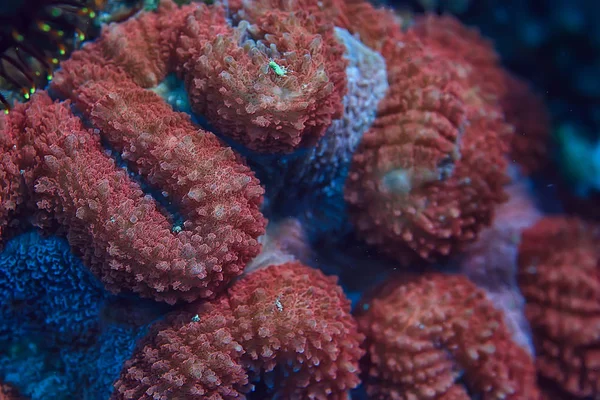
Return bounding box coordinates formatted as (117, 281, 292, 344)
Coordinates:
(269, 60, 287, 77)
(144, 0, 160, 11)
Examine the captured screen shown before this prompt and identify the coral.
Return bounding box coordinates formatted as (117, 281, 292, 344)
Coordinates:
(413, 14, 551, 174)
(0, 231, 160, 400)
(174, 3, 347, 152)
(0, 231, 105, 344)
(0, 381, 21, 400)
(517, 217, 600, 398)
(112, 262, 364, 399)
(5, 91, 264, 304)
(0, 0, 565, 398)
(345, 29, 509, 264)
(63, 323, 150, 400)
(0, 113, 23, 240)
(457, 173, 540, 353)
(356, 273, 540, 400)
(0, 0, 101, 111)
(262, 26, 388, 236)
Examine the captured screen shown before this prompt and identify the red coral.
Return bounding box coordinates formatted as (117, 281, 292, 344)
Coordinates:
(52, 1, 193, 92)
(356, 273, 540, 399)
(517, 217, 600, 398)
(52, 0, 348, 153)
(341, 0, 405, 51)
(0, 382, 22, 400)
(0, 113, 24, 241)
(413, 15, 551, 174)
(113, 262, 364, 399)
(10, 90, 264, 304)
(113, 297, 250, 399)
(345, 31, 509, 264)
(174, 3, 347, 152)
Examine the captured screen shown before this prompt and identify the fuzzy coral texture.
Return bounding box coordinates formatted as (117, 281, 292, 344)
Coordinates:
(112, 262, 364, 399)
(356, 273, 540, 400)
(0, 0, 563, 398)
(3, 91, 265, 304)
(0, 382, 21, 400)
(0, 114, 22, 240)
(345, 28, 510, 264)
(517, 217, 600, 398)
(413, 15, 551, 174)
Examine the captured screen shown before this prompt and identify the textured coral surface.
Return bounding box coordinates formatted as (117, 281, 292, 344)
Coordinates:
(356, 273, 540, 400)
(518, 217, 600, 398)
(4, 91, 265, 304)
(0, 0, 579, 398)
(345, 28, 509, 264)
(113, 262, 364, 399)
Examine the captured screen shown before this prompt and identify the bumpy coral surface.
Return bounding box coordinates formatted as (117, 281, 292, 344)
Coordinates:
(112, 262, 363, 399)
(0, 231, 105, 343)
(3, 91, 264, 304)
(176, 3, 347, 152)
(0, 0, 560, 398)
(0, 113, 22, 240)
(413, 15, 550, 174)
(356, 273, 540, 399)
(517, 217, 600, 398)
(345, 29, 510, 264)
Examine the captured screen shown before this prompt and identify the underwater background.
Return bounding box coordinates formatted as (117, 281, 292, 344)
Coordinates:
(0, 0, 598, 399)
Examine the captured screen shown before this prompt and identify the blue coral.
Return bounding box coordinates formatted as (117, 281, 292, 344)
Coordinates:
(0, 231, 106, 343)
(0, 231, 160, 399)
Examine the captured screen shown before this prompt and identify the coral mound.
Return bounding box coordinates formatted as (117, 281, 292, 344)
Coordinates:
(413, 15, 551, 174)
(112, 262, 364, 399)
(1, 88, 265, 304)
(175, 3, 348, 153)
(355, 273, 540, 400)
(345, 30, 510, 264)
(517, 217, 600, 398)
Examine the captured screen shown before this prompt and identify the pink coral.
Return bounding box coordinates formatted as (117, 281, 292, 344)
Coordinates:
(112, 262, 364, 399)
(356, 273, 540, 399)
(345, 30, 510, 264)
(517, 217, 600, 398)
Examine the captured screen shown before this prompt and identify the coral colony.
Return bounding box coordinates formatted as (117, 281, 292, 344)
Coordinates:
(0, 0, 598, 399)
